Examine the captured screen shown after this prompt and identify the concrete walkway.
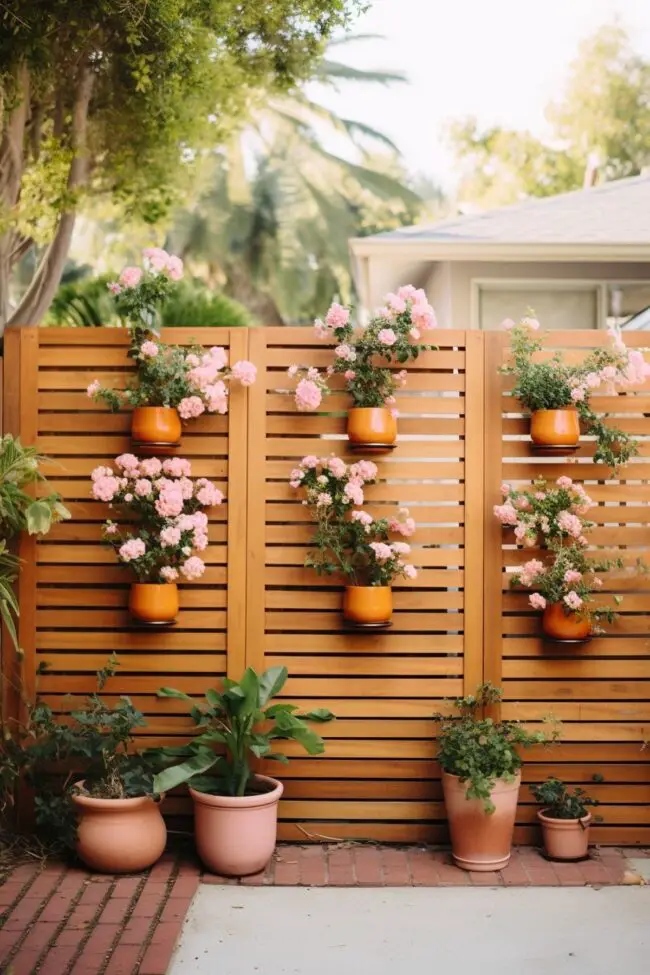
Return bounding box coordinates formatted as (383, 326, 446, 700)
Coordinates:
(170, 885, 650, 975)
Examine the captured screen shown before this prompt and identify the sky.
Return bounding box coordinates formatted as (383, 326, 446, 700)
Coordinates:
(310, 0, 650, 190)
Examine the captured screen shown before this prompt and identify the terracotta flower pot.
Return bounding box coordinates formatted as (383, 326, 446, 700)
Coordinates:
(542, 602, 591, 641)
(131, 406, 181, 447)
(530, 408, 580, 447)
(190, 774, 283, 876)
(343, 586, 392, 625)
(442, 770, 521, 872)
(347, 407, 397, 448)
(72, 784, 166, 874)
(538, 810, 591, 861)
(129, 583, 179, 624)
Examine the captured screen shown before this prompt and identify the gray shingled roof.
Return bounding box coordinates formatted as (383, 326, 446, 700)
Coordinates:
(368, 174, 650, 245)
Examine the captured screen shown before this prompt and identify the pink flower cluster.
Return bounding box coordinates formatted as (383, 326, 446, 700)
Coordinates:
(388, 508, 416, 537)
(143, 247, 184, 280)
(563, 591, 583, 610)
(519, 559, 545, 588)
(379, 286, 437, 332)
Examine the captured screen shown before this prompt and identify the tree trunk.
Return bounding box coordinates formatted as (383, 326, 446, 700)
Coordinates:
(5, 64, 94, 331)
(225, 263, 285, 325)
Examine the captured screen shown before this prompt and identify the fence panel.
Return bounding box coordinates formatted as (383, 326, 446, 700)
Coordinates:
(247, 328, 483, 842)
(484, 330, 650, 846)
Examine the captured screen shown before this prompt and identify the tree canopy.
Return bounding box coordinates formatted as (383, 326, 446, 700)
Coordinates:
(0, 0, 364, 330)
(449, 26, 650, 208)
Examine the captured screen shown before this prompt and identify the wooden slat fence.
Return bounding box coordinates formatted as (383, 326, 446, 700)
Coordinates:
(2, 326, 649, 843)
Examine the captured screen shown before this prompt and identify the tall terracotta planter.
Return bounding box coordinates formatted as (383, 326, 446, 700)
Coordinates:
(343, 585, 392, 626)
(131, 406, 181, 447)
(347, 407, 396, 449)
(442, 770, 521, 872)
(538, 810, 591, 861)
(190, 775, 283, 876)
(530, 408, 580, 448)
(72, 786, 167, 874)
(542, 603, 591, 641)
(129, 582, 179, 624)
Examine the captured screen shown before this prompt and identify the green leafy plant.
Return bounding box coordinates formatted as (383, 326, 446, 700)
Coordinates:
(151, 666, 334, 798)
(501, 317, 650, 470)
(0, 435, 70, 648)
(291, 455, 417, 586)
(531, 777, 599, 821)
(435, 684, 559, 813)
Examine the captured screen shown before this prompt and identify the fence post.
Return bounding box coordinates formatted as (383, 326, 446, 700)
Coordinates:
(463, 331, 485, 694)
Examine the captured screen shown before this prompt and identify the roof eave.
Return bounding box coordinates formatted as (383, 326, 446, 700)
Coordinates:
(348, 239, 650, 262)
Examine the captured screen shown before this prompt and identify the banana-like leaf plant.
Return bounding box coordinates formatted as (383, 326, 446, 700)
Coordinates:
(151, 666, 334, 798)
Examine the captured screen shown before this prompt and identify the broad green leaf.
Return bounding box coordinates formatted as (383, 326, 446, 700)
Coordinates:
(238, 667, 260, 710)
(205, 688, 223, 710)
(25, 500, 54, 535)
(265, 752, 290, 764)
(153, 747, 217, 793)
(157, 687, 194, 702)
(300, 708, 334, 722)
(259, 666, 288, 706)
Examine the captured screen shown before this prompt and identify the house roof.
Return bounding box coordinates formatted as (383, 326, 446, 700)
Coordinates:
(350, 174, 650, 257)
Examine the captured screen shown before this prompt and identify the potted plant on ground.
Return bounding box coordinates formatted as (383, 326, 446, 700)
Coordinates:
(290, 454, 417, 625)
(495, 476, 624, 641)
(91, 454, 223, 624)
(500, 316, 649, 469)
(86, 249, 256, 448)
(150, 666, 334, 876)
(435, 683, 558, 872)
(288, 286, 437, 449)
(531, 777, 599, 861)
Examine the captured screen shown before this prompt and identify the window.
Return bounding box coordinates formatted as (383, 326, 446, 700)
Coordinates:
(478, 284, 599, 330)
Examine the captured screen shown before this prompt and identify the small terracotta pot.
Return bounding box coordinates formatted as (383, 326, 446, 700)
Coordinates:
(129, 583, 179, 624)
(347, 407, 397, 447)
(442, 770, 521, 872)
(538, 810, 591, 861)
(72, 784, 166, 874)
(131, 406, 181, 446)
(542, 602, 591, 641)
(530, 408, 580, 447)
(343, 586, 392, 625)
(190, 774, 283, 876)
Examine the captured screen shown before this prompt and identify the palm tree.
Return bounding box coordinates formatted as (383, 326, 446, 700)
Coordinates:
(168, 35, 422, 324)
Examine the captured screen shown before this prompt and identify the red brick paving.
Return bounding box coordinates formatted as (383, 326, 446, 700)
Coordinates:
(0, 844, 639, 974)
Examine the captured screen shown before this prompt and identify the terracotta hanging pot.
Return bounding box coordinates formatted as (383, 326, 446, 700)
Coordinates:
(347, 408, 397, 449)
(542, 603, 591, 641)
(530, 408, 580, 447)
(72, 785, 167, 874)
(129, 582, 179, 624)
(538, 810, 591, 861)
(343, 585, 392, 626)
(190, 775, 283, 876)
(442, 770, 521, 872)
(131, 406, 182, 447)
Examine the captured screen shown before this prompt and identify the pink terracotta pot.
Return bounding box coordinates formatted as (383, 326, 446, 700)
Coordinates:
(538, 810, 591, 861)
(442, 770, 521, 872)
(190, 774, 283, 876)
(72, 783, 167, 874)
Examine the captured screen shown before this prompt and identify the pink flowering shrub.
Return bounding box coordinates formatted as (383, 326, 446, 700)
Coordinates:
(495, 476, 624, 629)
(288, 286, 438, 413)
(501, 316, 650, 470)
(91, 455, 223, 583)
(291, 456, 417, 586)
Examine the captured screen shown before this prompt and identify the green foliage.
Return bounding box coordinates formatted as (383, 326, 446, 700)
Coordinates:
(449, 26, 650, 205)
(501, 318, 644, 471)
(435, 684, 559, 813)
(1, 657, 156, 848)
(531, 777, 599, 821)
(150, 666, 334, 798)
(0, 436, 70, 648)
(160, 284, 251, 328)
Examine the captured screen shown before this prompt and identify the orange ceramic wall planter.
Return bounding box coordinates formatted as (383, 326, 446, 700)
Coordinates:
(442, 771, 521, 872)
(131, 406, 182, 447)
(347, 408, 397, 449)
(537, 810, 591, 861)
(72, 786, 167, 874)
(530, 408, 580, 447)
(343, 586, 392, 625)
(190, 775, 283, 876)
(129, 583, 179, 624)
(542, 602, 591, 641)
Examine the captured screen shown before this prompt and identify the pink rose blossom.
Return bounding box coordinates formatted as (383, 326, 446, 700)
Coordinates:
(316, 492, 332, 507)
(164, 255, 184, 280)
(350, 460, 378, 481)
(384, 292, 407, 314)
(155, 485, 184, 518)
(135, 478, 152, 497)
(295, 379, 322, 412)
(139, 457, 162, 477)
(570, 386, 586, 402)
(500, 483, 510, 495)
(343, 482, 364, 506)
(124, 493, 133, 502)
(370, 542, 393, 563)
(287, 365, 299, 378)
(193, 530, 209, 551)
(391, 542, 411, 555)
(119, 538, 146, 562)
(377, 328, 397, 347)
(403, 564, 417, 580)
(143, 247, 170, 272)
(600, 365, 617, 381)
(196, 482, 224, 507)
(203, 381, 228, 415)
(119, 266, 143, 289)
(104, 522, 118, 535)
(564, 570, 582, 584)
(351, 511, 373, 527)
(334, 344, 356, 362)
(231, 360, 257, 386)
(519, 559, 545, 587)
(529, 593, 547, 610)
(178, 396, 205, 420)
(178, 477, 194, 500)
(116, 453, 139, 472)
(87, 380, 101, 397)
(301, 455, 319, 469)
(344, 370, 356, 380)
(585, 372, 601, 389)
(314, 319, 329, 339)
(180, 556, 205, 580)
(534, 492, 546, 501)
(325, 303, 350, 328)
(556, 476, 573, 489)
(107, 281, 122, 295)
(91, 466, 112, 482)
(397, 285, 418, 300)
(493, 502, 518, 526)
(92, 475, 121, 502)
(327, 456, 347, 478)
(521, 317, 540, 330)
(140, 341, 159, 358)
(160, 566, 179, 582)
(160, 525, 182, 547)
(557, 510, 583, 538)
(163, 458, 192, 478)
(563, 591, 583, 611)
(501, 318, 516, 330)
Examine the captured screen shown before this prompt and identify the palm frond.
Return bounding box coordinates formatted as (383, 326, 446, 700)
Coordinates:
(327, 33, 387, 47)
(315, 60, 408, 86)
(339, 119, 401, 153)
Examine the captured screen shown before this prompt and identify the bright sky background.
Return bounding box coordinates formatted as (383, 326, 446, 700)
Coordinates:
(311, 0, 650, 190)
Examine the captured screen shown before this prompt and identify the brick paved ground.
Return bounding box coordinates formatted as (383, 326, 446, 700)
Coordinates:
(0, 844, 642, 974)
